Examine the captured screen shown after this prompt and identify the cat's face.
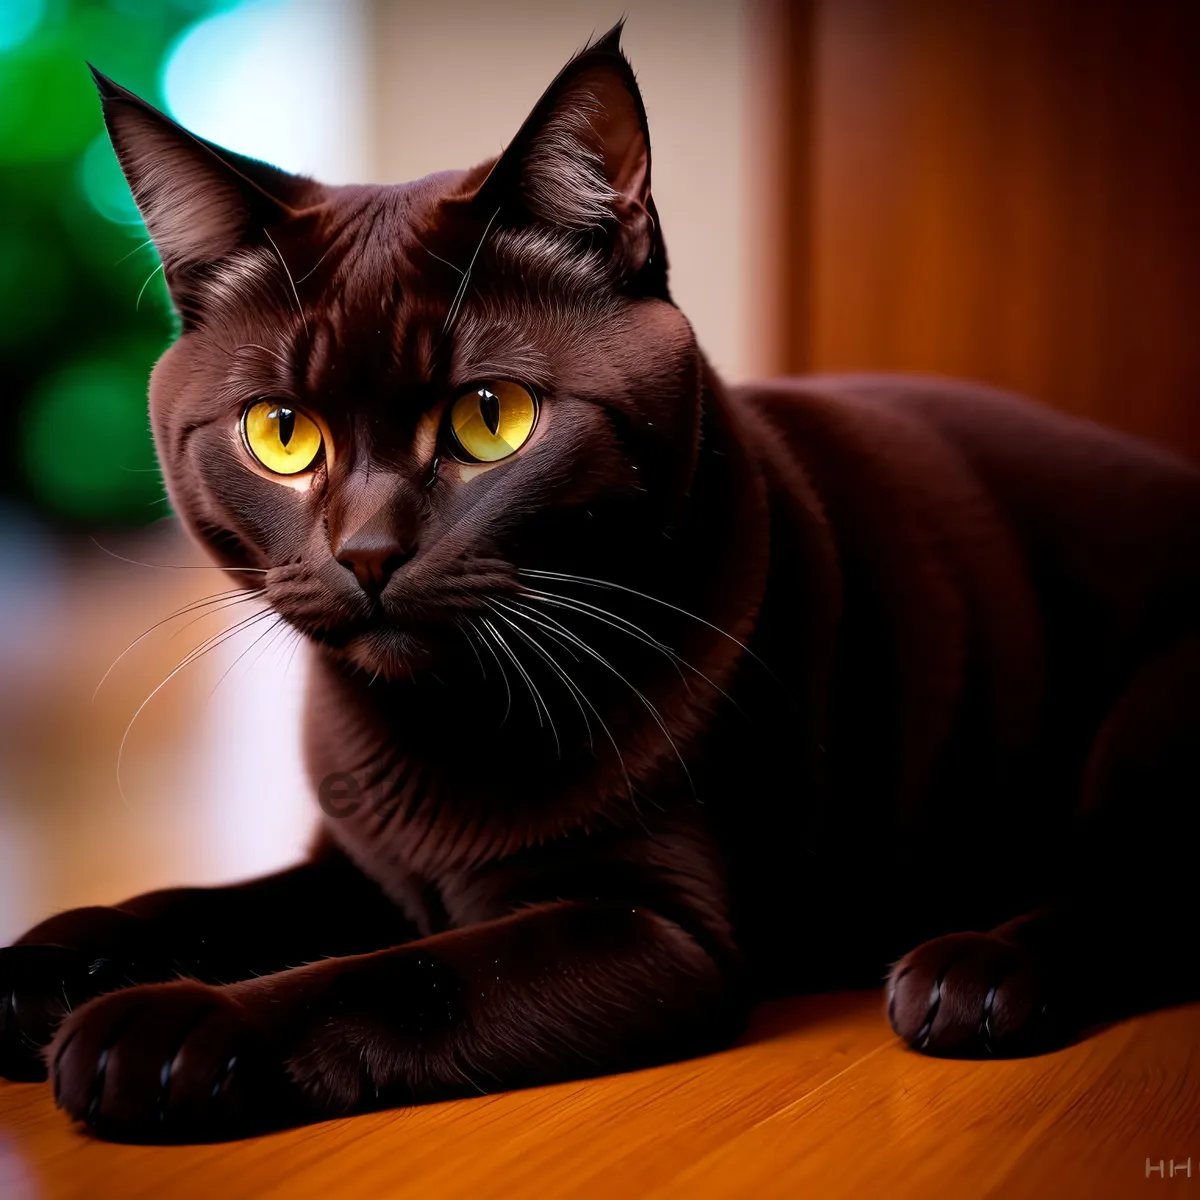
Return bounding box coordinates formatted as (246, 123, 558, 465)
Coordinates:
(99, 26, 703, 680)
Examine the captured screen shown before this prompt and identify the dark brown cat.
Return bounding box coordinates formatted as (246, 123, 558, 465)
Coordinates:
(2, 24, 1198, 1142)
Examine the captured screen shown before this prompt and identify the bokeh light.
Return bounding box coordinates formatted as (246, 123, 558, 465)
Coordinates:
(0, 225, 68, 349)
(163, 0, 368, 183)
(0, 0, 363, 527)
(0, 0, 227, 526)
(0, 0, 44, 53)
(20, 357, 166, 521)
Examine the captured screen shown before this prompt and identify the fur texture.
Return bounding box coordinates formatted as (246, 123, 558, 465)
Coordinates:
(1, 26, 1197, 1142)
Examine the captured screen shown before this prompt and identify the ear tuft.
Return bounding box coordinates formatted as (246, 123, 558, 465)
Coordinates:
(523, 78, 623, 231)
(476, 23, 662, 280)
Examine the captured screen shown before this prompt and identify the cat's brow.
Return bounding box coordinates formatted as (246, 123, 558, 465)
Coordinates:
(448, 315, 554, 388)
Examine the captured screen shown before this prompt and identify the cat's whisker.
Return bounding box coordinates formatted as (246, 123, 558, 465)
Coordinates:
(518, 568, 773, 677)
(293, 243, 336, 286)
(534, 622, 582, 662)
(169, 590, 266, 640)
(518, 590, 692, 694)
(88, 538, 268, 573)
(206, 613, 286, 701)
(114, 236, 155, 266)
(411, 232, 466, 280)
(263, 228, 309, 339)
(519, 589, 741, 710)
(488, 607, 596, 755)
(480, 614, 560, 756)
(135, 260, 164, 310)
(480, 613, 556, 745)
(457, 621, 489, 682)
(93, 586, 264, 700)
(442, 207, 500, 336)
(115, 608, 278, 807)
(467, 617, 512, 726)
(491, 597, 695, 799)
(282, 626, 307, 681)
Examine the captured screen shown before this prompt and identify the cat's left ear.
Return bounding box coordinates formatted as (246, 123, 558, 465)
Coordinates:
(475, 22, 665, 281)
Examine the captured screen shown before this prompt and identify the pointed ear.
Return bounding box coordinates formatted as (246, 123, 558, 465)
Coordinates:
(90, 67, 315, 314)
(475, 23, 664, 280)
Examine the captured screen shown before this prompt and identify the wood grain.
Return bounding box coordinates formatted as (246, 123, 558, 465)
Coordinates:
(772, 0, 1200, 461)
(2, 992, 1197, 1198)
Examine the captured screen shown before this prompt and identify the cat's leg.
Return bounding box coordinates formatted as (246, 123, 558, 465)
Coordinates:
(887, 634, 1200, 1057)
(0, 841, 413, 1082)
(48, 900, 735, 1141)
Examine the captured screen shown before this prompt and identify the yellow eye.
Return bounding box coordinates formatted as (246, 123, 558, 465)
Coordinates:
(243, 401, 323, 475)
(448, 382, 537, 463)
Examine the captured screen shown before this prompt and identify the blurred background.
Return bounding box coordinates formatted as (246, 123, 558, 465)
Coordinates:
(0, 0, 1196, 942)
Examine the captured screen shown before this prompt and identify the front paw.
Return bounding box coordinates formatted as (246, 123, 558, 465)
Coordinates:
(0, 945, 122, 1082)
(886, 931, 1059, 1057)
(50, 981, 289, 1142)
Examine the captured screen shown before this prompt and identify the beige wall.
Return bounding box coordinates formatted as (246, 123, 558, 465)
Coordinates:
(366, 0, 765, 381)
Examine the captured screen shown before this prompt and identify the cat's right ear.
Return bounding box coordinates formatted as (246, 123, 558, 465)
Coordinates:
(90, 67, 313, 316)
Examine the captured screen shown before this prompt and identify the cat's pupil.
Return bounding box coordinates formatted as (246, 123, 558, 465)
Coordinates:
(478, 389, 500, 436)
(275, 407, 296, 447)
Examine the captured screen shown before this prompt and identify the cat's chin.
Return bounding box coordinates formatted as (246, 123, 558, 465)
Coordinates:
(334, 625, 437, 681)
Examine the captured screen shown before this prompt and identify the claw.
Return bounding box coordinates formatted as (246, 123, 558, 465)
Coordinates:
(913, 974, 943, 1050)
(85, 1047, 110, 1123)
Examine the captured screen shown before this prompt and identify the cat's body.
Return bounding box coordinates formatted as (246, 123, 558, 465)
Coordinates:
(2, 25, 1197, 1141)
(307, 366, 1200, 984)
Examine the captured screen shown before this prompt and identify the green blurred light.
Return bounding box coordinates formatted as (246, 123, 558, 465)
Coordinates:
(0, 226, 68, 347)
(0, 43, 98, 163)
(0, 0, 44, 51)
(20, 357, 165, 521)
(79, 132, 143, 225)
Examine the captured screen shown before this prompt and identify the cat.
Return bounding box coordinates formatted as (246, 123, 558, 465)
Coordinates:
(2, 22, 1198, 1143)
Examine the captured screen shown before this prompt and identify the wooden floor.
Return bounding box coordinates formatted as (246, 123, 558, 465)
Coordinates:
(2, 992, 1198, 1199)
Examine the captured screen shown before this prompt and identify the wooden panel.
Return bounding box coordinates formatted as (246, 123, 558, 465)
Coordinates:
(778, 0, 1200, 459)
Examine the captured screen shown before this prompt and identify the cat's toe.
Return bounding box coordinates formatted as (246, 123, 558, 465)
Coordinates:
(0, 945, 105, 1082)
(886, 931, 1057, 1057)
(49, 980, 286, 1142)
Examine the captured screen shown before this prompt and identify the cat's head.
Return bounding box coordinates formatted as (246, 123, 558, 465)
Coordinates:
(98, 23, 706, 681)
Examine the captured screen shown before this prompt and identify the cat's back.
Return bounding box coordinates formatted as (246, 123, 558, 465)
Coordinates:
(731, 372, 1200, 639)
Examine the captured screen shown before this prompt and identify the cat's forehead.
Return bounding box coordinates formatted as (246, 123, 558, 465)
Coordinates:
(199, 175, 468, 331)
(201, 170, 618, 420)
(311, 174, 476, 306)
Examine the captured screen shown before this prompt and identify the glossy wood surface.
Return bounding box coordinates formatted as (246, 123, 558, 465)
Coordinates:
(3, 991, 1198, 1198)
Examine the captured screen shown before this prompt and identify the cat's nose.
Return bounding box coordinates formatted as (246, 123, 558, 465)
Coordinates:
(335, 532, 416, 597)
